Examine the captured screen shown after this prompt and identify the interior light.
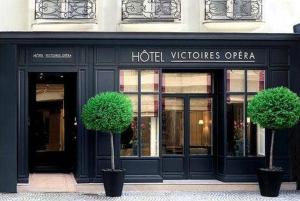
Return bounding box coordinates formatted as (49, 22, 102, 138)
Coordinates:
(198, 120, 204, 125)
(247, 117, 251, 123)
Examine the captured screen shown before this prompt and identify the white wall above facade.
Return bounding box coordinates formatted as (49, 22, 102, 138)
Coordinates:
(0, 0, 299, 33)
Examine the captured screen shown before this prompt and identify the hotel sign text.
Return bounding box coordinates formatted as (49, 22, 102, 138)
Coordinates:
(124, 48, 267, 64)
(32, 53, 72, 59)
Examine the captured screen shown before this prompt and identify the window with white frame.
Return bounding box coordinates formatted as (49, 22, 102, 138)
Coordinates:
(35, 0, 96, 19)
(122, 0, 181, 22)
(205, 0, 262, 21)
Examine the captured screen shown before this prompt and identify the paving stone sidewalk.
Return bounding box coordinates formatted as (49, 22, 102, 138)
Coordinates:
(0, 191, 299, 201)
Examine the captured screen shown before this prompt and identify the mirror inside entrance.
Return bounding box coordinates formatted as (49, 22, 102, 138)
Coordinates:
(33, 83, 65, 152)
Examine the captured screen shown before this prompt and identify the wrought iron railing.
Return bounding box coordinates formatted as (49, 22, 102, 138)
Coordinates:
(205, 0, 262, 21)
(35, 0, 96, 19)
(122, 0, 181, 22)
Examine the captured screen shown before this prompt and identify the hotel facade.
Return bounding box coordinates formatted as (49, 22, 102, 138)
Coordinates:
(0, 0, 299, 192)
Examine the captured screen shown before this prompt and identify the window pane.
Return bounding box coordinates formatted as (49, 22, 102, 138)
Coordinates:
(205, 0, 262, 20)
(227, 95, 245, 156)
(247, 70, 265, 92)
(162, 73, 212, 93)
(119, 70, 138, 92)
(122, 0, 181, 21)
(247, 96, 265, 156)
(190, 98, 212, 155)
(121, 95, 138, 156)
(141, 70, 159, 92)
(227, 70, 245, 92)
(141, 95, 159, 157)
(233, 0, 252, 18)
(162, 97, 184, 155)
(35, 0, 96, 19)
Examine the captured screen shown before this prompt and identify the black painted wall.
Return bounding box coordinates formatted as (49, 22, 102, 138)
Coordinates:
(0, 45, 17, 192)
(291, 43, 300, 190)
(0, 32, 296, 189)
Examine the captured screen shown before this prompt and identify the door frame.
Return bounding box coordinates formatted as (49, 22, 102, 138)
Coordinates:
(28, 72, 77, 172)
(17, 68, 80, 182)
(161, 71, 219, 179)
(162, 94, 216, 179)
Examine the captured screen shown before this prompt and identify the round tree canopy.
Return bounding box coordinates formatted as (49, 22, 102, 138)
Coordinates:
(248, 87, 300, 130)
(81, 92, 133, 134)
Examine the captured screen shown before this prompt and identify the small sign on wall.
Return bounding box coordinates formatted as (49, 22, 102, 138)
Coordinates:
(30, 47, 74, 64)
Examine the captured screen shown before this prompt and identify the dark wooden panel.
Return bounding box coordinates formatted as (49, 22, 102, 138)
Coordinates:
(217, 156, 225, 174)
(76, 46, 88, 65)
(0, 45, 17, 192)
(95, 47, 116, 65)
(95, 70, 115, 93)
(18, 47, 26, 66)
(76, 69, 89, 181)
(121, 159, 160, 175)
(162, 157, 184, 172)
(273, 129, 289, 156)
(270, 70, 289, 87)
(96, 134, 111, 156)
(189, 157, 213, 172)
(270, 48, 290, 66)
(95, 158, 121, 177)
(17, 70, 29, 183)
(225, 157, 265, 175)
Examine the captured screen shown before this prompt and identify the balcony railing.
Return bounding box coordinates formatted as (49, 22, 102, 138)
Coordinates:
(122, 0, 181, 22)
(205, 0, 262, 21)
(35, 0, 96, 20)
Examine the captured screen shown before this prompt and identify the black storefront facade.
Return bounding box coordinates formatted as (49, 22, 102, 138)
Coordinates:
(0, 32, 299, 193)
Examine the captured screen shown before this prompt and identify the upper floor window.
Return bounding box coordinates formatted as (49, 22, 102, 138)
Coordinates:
(205, 0, 262, 21)
(122, 0, 181, 22)
(35, 0, 96, 20)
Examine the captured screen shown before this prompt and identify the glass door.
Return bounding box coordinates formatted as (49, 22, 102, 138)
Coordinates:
(189, 97, 213, 156)
(162, 97, 185, 156)
(161, 72, 214, 179)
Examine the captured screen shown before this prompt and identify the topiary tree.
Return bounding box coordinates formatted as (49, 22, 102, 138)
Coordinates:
(81, 92, 133, 170)
(248, 87, 300, 169)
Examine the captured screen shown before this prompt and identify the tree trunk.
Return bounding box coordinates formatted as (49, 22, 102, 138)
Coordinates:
(110, 132, 115, 170)
(269, 129, 275, 169)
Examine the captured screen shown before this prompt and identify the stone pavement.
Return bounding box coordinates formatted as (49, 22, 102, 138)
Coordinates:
(13, 174, 299, 200)
(0, 191, 299, 201)
(17, 173, 297, 193)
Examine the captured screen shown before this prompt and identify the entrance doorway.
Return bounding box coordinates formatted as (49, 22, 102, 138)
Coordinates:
(162, 72, 216, 179)
(28, 73, 77, 173)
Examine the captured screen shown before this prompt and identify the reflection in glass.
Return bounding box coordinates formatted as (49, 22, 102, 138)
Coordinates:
(162, 73, 212, 93)
(121, 95, 138, 156)
(227, 70, 245, 92)
(141, 95, 159, 157)
(247, 96, 265, 156)
(162, 97, 184, 155)
(227, 95, 245, 156)
(247, 70, 265, 92)
(34, 84, 65, 152)
(141, 70, 159, 92)
(119, 70, 138, 92)
(189, 98, 212, 155)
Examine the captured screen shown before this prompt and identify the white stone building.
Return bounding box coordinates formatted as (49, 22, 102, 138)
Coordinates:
(0, 0, 299, 33)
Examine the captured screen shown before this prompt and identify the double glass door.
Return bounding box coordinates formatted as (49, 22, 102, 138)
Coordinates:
(161, 72, 214, 179)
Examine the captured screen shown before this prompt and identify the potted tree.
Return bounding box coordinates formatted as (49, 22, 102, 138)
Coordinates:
(248, 87, 300, 197)
(81, 92, 133, 197)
